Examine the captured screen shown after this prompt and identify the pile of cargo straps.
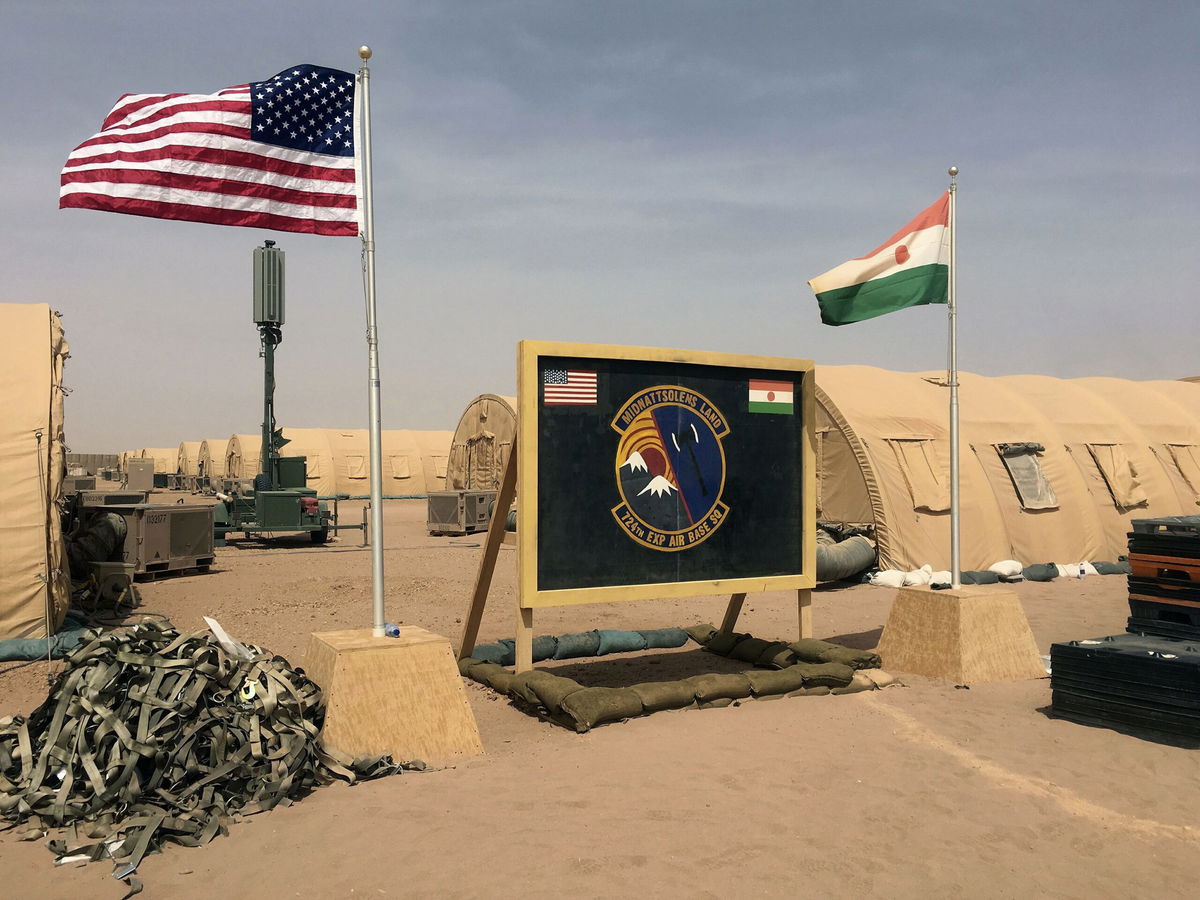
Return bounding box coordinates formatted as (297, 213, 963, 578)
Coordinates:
(0, 621, 409, 883)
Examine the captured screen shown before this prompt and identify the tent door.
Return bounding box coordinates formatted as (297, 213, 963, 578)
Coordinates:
(466, 430, 498, 490)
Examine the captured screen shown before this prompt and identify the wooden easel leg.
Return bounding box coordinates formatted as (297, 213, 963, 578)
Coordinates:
(457, 446, 519, 660)
(720, 593, 747, 633)
(797, 588, 813, 639)
(515, 607, 534, 673)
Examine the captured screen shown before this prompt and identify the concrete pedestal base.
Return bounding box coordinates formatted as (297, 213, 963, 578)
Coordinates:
(876, 586, 1046, 682)
(305, 626, 484, 763)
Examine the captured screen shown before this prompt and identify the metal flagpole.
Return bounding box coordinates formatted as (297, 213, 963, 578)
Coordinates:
(357, 46, 387, 637)
(947, 166, 961, 589)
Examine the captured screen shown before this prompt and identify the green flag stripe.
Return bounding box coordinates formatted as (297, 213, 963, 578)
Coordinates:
(748, 400, 794, 414)
(815, 263, 948, 326)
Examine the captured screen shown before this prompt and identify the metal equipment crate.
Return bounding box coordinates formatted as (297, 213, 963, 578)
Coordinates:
(124, 460, 154, 492)
(79, 491, 150, 506)
(106, 503, 216, 578)
(427, 490, 497, 536)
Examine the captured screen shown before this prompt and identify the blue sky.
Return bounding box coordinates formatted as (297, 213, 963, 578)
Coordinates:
(3, 1, 1197, 451)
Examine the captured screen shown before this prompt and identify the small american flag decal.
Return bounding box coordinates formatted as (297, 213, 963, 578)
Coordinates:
(543, 369, 597, 405)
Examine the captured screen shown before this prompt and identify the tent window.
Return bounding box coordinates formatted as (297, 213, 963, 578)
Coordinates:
(389, 455, 412, 479)
(1166, 444, 1200, 502)
(886, 438, 949, 513)
(995, 443, 1058, 510)
(346, 455, 368, 479)
(1086, 443, 1148, 509)
(433, 456, 449, 478)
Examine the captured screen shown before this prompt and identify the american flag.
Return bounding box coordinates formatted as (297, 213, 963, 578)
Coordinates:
(59, 64, 359, 236)
(543, 369, 598, 405)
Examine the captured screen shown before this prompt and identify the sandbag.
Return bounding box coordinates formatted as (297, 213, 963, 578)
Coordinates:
(484, 668, 517, 693)
(1092, 560, 1131, 575)
(683, 623, 718, 645)
(629, 680, 698, 713)
(472, 643, 513, 666)
(988, 559, 1024, 579)
(637, 627, 689, 649)
(755, 641, 795, 669)
(457, 656, 484, 676)
(787, 639, 880, 670)
(1021, 563, 1058, 582)
(686, 673, 753, 702)
(559, 687, 644, 732)
(528, 673, 585, 714)
(745, 666, 808, 697)
(831, 670, 877, 694)
(864, 669, 901, 689)
(960, 570, 1000, 585)
(869, 569, 906, 588)
(794, 662, 854, 688)
(468, 662, 517, 694)
(705, 631, 748, 656)
(788, 685, 831, 696)
(532, 635, 558, 662)
(902, 564, 934, 586)
(729, 637, 772, 663)
(507, 670, 560, 705)
(553, 631, 601, 659)
(596, 629, 648, 655)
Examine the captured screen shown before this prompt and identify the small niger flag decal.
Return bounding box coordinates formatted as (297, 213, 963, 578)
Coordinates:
(748, 379, 793, 414)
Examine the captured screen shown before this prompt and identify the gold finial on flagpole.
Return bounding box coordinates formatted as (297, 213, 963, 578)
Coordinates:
(359, 45, 372, 60)
(948, 165, 958, 177)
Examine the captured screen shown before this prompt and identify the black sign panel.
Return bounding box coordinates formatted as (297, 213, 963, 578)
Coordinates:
(533, 352, 807, 592)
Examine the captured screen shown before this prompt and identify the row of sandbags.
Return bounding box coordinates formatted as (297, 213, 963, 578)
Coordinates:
(459, 626, 895, 732)
(868, 558, 1132, 588)
(471, 627, 689, 666)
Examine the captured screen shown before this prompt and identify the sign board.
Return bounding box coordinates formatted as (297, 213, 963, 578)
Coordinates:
(518, 341, 815, 609)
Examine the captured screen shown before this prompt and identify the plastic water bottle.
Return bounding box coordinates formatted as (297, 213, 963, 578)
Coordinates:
(383, 622, 401, 638)
(1078, 563, 1086, 580)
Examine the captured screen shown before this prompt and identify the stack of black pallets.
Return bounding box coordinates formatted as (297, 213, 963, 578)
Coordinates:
(1050, 516, 1200, 738)
(1126, 516, 1200, 638)
(1050, 633, 1200, 737)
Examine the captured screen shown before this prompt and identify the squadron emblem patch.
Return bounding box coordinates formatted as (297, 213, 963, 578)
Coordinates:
(611, 385, 730, 551)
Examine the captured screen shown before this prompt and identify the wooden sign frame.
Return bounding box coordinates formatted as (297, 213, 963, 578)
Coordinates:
(460, 340, 816, 673)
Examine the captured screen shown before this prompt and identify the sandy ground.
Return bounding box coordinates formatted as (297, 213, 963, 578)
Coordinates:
(2, 498, 1198, 898)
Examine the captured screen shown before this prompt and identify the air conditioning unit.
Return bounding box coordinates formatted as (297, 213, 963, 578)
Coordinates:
(427, 490, 496, 536)
(106, 503, 216, 577)
(79, 490, 150, 506)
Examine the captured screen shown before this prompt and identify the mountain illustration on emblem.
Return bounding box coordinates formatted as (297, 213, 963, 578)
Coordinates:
(637, 475, 676, 498)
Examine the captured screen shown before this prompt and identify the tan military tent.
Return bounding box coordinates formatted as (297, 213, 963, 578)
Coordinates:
(177, 441, 203, 477)
(139, 447, 178, 475)
(446, 395, 517, 490)
(815, 365, 1200, 571)
(0, 303, 70, 640)
(197, 438, 229, 480)
(225, 428, 452, 495)
(225, 434, 262, 479)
